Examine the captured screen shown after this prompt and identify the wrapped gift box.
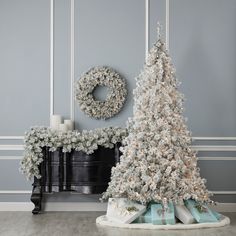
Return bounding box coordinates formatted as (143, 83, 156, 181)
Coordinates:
(151, 202, 175, 225)
(132, 216, 144, 223)
(106, 198, 146, 224)
(174, 204, 195, 224)
(212, 210, 222, 220)
(184, 199, 218, 223)
(133, 208, 152, 223)
(142, 208, 152, 223)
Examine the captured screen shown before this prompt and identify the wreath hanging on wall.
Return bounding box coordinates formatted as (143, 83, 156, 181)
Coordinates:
(75, 66, 127, 120)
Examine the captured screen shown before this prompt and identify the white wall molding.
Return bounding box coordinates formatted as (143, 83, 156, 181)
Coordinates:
(0, 191, 32, 194)
(50, 0, 54, 116)
(2, 136, 236, 141)
(0, 202, 235, 212)
(211, 203, 236, 213)
(193, 137, 236, 141)
(0, 156, 23, 160)
(0, 190, 235, 195)
(198, 156, 236, 161)
(3, 144, 236, 152)
(70, 0, 75, 122)
(43, 202, 107, 212)
(1, 144, 236, 165)
(0, 202, 107, 212)
(0, 136, 24, 140)
(1, 156, 236, 161)
(165, 0, 170, 50)
(192, 145, 236, 152)
(145, 0, 149, 60)
(0, 145, 24, 151)
(212, 191, 236, 195)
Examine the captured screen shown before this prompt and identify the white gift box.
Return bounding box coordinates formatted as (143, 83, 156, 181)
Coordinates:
(174, 204, 195, 224)
(106, 198, 146, 224)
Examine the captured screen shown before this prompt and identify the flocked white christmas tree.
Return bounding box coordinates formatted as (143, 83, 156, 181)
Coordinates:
(102, 28, 212, 205)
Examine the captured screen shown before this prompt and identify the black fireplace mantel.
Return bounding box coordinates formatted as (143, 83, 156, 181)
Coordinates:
(31, 143, 121, 214)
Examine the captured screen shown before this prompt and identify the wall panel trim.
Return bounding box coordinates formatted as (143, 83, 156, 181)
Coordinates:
(198, 157, 236, 161)
(193, 137, 236, 141)
(0, 145, 24, 151)
(1, 136, 236, 141)
(212, 191, 236, 195)
(70, 0, 75, 121)
(0, 191, 31, 194)
(0, 202, 235, 212)
(193, 145, 236, 152)
(165, 0, 170, 50)
(2, 156, 236, 161)
(0, 156, 23, 160)
(145, 0, 150, 60)
(2, 144, 236, 152)
(0, 136, 24, 140)
(0, 190, 234, 195)
(50, 0, 54, 116)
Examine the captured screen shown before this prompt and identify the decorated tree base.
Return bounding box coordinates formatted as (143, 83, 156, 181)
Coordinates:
(100, 198, 230, 229)
(96, 215, 230, 230)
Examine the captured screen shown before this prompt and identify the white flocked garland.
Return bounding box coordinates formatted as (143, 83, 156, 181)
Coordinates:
(75, 66, 127, 119)
(20, 126, 128, 180)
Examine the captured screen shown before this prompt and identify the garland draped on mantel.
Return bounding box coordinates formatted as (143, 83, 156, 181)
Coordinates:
(20, 127, 128, 180)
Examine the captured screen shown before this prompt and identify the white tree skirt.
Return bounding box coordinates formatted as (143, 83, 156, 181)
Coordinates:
(96, 215, 230, 230)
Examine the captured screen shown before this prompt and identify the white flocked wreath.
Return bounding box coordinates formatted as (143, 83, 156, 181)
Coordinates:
(75, 66, 127, 119)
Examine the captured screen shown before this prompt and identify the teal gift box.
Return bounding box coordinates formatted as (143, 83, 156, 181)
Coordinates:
(151, 202, 175, 225)
(212, 210, 222, 220)
(184, 199, 218, 223)
(132, 217, 143, 223)
(143, 208, 152, 223)
(132, 208, 152, 223)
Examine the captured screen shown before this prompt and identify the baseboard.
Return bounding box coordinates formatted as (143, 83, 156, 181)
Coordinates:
(0, 202, 107, 212)
(210, 203, 236, 212)
(0, 202, 235, 212)
(43, 202, 107, 211)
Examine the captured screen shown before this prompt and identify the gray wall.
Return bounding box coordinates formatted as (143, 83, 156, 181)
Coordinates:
(0, 0, 235, 204)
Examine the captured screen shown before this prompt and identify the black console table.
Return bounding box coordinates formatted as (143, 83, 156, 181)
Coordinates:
(31, 143, 121, 214)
